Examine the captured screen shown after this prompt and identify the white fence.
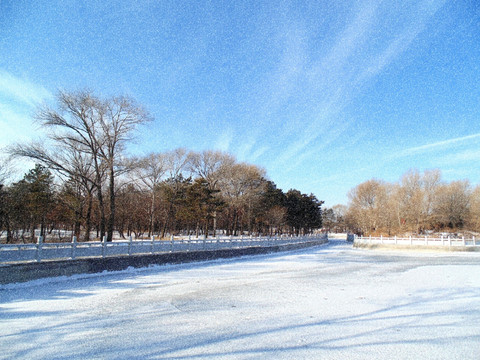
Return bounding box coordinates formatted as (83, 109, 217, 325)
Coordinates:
(354, 235, 478, 248)
(0, 234, 328, 264)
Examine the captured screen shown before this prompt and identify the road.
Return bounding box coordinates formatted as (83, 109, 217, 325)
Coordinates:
(1, 240, 479, 359)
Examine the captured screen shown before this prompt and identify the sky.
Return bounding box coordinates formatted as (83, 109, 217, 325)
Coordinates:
(1, 0, 479, 207)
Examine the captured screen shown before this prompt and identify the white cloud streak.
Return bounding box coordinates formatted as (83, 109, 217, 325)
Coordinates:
(0, 70, 52, 107)
(355, 0, 448, 85)
(398, 133, 480, 157)
(214, 127, 234, 153)
(268, 0, 448, 169)
(0, 70, 52, 151)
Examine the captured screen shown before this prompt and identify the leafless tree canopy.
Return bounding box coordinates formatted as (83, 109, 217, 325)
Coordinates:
(2, 90, 325, 243)
(345, 169, 479, 236)
(9, 89, 152, 241)
(4, 144, 323, 243)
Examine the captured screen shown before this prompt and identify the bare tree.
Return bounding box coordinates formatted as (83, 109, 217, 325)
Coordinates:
(9, 141, 98, 240)
(421, 169, 442, 230)
(131, 153, 168, 237)
(344, 169, 476, 236)
(0, 156, 13, 242)
(434, 180, 471, 229)
(218, 162, 266, 235)
(188, 150, 236, 189)
(397, 169, 424, 233)
(165, 148, 190, 179)
(0, 156, 13, 185)
(188, 150, 236, 235)
(97, 95, 152, 241)
(347, 179, 389, 235)
(14, 90, 151, 241)
(468, 185, 480, 232)
(32, 90, 109, 239)
(331, 204, 348, 232)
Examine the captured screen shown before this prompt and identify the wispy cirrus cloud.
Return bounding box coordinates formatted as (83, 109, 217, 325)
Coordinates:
(0, 70, 52, 107)
(439, 148, 480, 166)
(0, 70, 52, 150)
(396, 133, 480, 158)
(267, 0, 448, 169)
(214, 127, 234, 153)
(355, 0, 448, 85)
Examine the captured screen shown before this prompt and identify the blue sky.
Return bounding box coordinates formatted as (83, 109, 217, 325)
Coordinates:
(1, 0, 479, 206)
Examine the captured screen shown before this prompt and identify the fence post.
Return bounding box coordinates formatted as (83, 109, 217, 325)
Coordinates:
(409, 236, 412, 245)
(425, 235, 428, 246)
(394, 235, 397, 245)
(462, 236, 465, 246)
(381, 235, 383, 244)
(474, 236, 476, 247)
(170, 235, 174, 252)
(128, 236, 133, 256)
(102, 236, 106, 258)
(151, 236, 155, 254)
(71, 236, 77, 260)
(36, 236, 43, 262)
(448, 236, 451, 247)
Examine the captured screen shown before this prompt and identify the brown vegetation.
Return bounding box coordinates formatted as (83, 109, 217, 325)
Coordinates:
(1, 90, 324, 243)
(342, 169, 479, 236)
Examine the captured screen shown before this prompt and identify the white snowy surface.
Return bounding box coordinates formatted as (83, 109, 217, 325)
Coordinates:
(1, 240, 480, 359)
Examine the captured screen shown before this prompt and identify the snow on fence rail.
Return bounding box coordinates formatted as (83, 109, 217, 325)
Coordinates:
(0, 234, 328, 264)
(354, 235, 478, 247)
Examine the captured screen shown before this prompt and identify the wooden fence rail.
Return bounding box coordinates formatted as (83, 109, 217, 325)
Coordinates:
(0, 234, 328, 264)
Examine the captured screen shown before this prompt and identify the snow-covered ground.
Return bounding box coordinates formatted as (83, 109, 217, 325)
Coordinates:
(1, 240, 479, 359)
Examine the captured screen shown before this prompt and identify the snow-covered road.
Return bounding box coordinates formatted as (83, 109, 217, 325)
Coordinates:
(1, 240, 479, 359)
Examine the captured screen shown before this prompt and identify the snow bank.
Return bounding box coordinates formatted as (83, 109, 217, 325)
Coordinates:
(1, 240, 479, 359)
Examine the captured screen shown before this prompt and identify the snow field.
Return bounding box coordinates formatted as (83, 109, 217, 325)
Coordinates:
(1, 240, 480, 359)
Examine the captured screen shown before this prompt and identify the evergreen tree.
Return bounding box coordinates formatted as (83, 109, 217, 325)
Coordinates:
(286, 190, 323, 235)
(23, 164, 55, 240)
(182, 178, 225, 237)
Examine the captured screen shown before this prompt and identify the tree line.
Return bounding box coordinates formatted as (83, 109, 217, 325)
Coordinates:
(341, 169, 480, 236)
(0, 90, 323, 243)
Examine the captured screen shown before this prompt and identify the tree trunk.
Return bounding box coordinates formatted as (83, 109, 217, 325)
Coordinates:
(149, 191, 155, 237)
(96, 181, 106, 241)
(213, 211, 217, 238)
(84, 191, 93, 242)
(6, 220, 12, 244)
(204, 217, 209, 239)
(107, 165, 115, 242)
(30, 217, 36, 242)
(161, 218, 168, 239)
(74, 217, 81, 239)
(40, 218, 46, 238)
(232, 209, 238, 236)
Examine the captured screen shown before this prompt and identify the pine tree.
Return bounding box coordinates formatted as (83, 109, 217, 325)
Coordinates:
(23, 164, 55, 241)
